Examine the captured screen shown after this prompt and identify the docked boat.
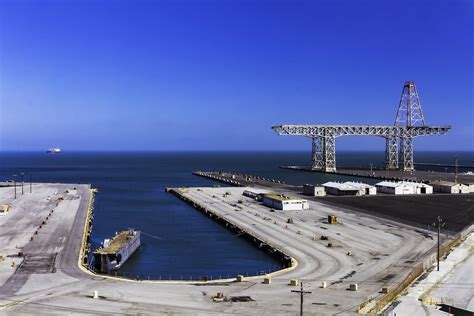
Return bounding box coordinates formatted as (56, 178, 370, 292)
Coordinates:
(93, 229, 141, 273)
(46, 147, 61, 154)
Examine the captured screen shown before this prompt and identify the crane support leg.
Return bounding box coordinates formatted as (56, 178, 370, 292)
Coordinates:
(323, 128, 336, 172)
(385, 137, 399, 170)
(399, 137, 414, 171)
(311, 137, 324, 170)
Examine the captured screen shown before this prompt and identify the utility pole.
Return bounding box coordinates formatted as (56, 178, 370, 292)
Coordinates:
(30, 174, 32, 193)
(433, 216, 445, 271)
(291, 281, 312, 316)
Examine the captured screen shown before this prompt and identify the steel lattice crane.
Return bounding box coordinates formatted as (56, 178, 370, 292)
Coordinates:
(272, 82, 451, 172)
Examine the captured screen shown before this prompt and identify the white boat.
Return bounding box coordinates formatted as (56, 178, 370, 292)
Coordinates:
(93, 229, 141, 273)
(46, 147, 61, 154)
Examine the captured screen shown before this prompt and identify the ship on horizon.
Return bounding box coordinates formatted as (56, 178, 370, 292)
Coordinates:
(46, 147, 61, 154)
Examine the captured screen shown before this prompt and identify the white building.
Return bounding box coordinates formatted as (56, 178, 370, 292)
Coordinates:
(430, 181, 470, 194)
(344, 182, 377, 195)
(411, 182, 433, 194)
(322, 182, 360, 196)
(303, 184, 326, 197)
(376, 181, 415, 195)
(262, 193, 309, 211)
(376, 181, 433, 195)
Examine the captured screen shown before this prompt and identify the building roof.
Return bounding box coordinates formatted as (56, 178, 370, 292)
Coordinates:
(264, 193, 305, 202)
(322, 182, 359, 191)
(376, 181, 406, 188)
(303, 184, 324, 188)
(343, 181, 374, 189)
(376, 181, 432, 188)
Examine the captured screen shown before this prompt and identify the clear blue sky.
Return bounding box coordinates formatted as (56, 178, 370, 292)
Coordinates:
(0, 0, 472, 151)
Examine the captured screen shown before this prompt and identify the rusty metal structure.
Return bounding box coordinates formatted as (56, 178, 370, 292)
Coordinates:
(272, 82, 451, 172)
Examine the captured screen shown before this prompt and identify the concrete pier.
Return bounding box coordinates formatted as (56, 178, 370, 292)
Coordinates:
(280, 165, 474, 184)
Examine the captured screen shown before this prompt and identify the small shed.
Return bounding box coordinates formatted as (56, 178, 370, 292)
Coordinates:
(430, 181, 470, 194)
(322, 182, 360, 196)
(262, 193, 309, 211)
(303, 184, 326, 197)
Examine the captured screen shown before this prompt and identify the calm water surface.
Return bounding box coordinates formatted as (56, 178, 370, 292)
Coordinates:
(0, 151, 472, 279)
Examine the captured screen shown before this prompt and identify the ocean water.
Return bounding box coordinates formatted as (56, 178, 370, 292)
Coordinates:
(0, 151, 472, 279)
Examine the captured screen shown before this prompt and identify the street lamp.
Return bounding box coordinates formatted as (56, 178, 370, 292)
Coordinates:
(29, 174, 32, 193)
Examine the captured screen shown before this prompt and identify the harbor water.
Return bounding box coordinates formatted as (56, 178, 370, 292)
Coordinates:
(0, 151, 472, 279)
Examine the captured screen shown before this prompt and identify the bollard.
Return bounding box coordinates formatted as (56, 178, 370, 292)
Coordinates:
(263, 276, 271, 284)
(321, 281, 327, 288)
(350, 283, 358, 291)
(92, 290, 99, 299)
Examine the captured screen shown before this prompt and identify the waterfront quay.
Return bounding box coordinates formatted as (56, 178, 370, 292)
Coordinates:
(168, 185, 438, 314)
(0, 178, 470, 315)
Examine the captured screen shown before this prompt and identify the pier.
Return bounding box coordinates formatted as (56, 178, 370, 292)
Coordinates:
(280, 165, 474, 184)
(166, 185, 440, 313)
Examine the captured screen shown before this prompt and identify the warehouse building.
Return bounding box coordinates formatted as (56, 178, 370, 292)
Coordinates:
(322, 182, 360, 196)
(412, 182, 433, 194)
(375, 181, 433, 195)
(344, 182, 377, 195)
(430, 181, 470, 194)
(376, 181, 415, 195)
(303, 184, 326, 197)
(262, 193, 309, 211)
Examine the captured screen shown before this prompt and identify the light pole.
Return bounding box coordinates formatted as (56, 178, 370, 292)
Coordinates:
(370, 163, 373, 176)
(21, 173, 24, 195)
(30, 174, 32, 193)
(433, 216, 445, 271)
(12, 174, 17, 199)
